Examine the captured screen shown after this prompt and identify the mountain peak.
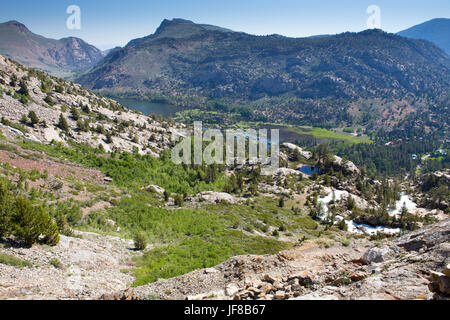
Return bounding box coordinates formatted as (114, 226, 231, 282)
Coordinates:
(0, 20, 104, 75)
(397, 18, 450, 55)
(155, 18, 195, 34)
(2, 20, 30, 33)
(153, 18, 234, 39)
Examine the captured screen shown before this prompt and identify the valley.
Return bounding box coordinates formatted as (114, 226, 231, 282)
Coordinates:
(0, 13, 448, 302)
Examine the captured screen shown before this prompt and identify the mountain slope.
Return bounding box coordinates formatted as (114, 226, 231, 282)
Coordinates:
(0, 20, 104, 77)
(398, 18, 450, 55)
(0, 54, 178, 156)
(77, 19, 450, 128)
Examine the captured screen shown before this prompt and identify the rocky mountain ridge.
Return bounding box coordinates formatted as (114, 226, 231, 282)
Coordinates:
(77, 19, 450, 129)
(0, 55, 183, 156)
(0, 21, 104, 77)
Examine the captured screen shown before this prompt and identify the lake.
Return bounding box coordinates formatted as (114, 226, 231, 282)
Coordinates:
(298, 165, 322, 175)
(115, 98, 184, 119)
(117, 98, 328, 146)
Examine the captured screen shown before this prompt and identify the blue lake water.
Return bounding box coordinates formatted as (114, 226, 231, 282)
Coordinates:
(298, 165, 321, 175)
(116, 98, 324, 147)
(115, 98, 184, 119)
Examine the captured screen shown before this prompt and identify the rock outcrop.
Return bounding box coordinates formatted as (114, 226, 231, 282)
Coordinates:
(281, 143, 312, 160)
(332, 155, 360, 175)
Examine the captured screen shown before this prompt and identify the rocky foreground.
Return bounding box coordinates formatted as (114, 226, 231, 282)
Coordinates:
(101, 219, 449, 301)
(1, 217, 448, 300)
(0, 231, 137, 300)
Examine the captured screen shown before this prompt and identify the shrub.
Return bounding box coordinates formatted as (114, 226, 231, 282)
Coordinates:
(58, 113, 69, 132)
(55, 210, 74, 236)
(28, 111, 39, 126)
(346, 196, 356, 210)
(40, 211, 60, 246)
(278, 197, 285, 208)
(55, 85, 64, 93)
(174, 194, 184, 207)
(20, 114, 29, 124)
(133, 232, 148, 251)
(9, 74, 17, 87)
(105, 132, 113, 144)
(0, 181, 12, 238)
(18, 80, 29, 97)
(11, 196, 46, 247)
(11, 196, 60, 247)
(70, 106, 80, 121)
(44, 95, 54, 106)
(54, 201, 82, 227)
(337, 219, 348, 231)
(19, 95, 28, 105)
(49, 258, 61, 268)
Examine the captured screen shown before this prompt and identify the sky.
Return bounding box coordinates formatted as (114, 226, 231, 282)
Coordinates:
(0, 0, 449, 50)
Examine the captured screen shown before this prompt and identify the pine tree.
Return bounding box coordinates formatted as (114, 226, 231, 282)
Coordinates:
(0, 181, 12, 238)
(18, 80, 29, 97)
(105, 132, 113, 144)
(9, 74, 17, 87)
(58, 113, 69, 132)
(11, 196, 45, 247)
(28, 111, 39, 126)
(70, 106, 80, 121)
(278, 197, 285, 208)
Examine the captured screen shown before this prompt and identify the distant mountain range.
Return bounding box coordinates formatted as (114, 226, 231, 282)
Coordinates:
(0, 18, 448, 129)
(0, 20, 104, 77)
(398, 18, 450, 55)
(77, 18, 450, 127)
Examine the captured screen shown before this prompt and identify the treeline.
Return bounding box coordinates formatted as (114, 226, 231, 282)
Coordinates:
(0, 180, 59, 247)
(332, 139, 447, 176)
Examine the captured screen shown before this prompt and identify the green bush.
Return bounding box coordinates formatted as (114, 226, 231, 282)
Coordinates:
(0, 181, 13, 237)
(133, 232, 148, 251)
(0, 180, 60, 247)
(12, 196, 59, 247)
(58, 113, 69, 132)
(174, 194, 184, 207)
(49, 258, 61, 268)
(44, 95, 54, 106)
(70, 106, 80, 121)
(17, 80, 29, 97)
(55, 210, 74, 236)
(28, 111, 39, 126)
(54, 201, 82, 227)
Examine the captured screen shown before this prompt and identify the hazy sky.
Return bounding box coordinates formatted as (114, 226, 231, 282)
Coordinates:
(1, 0, 449, 50)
